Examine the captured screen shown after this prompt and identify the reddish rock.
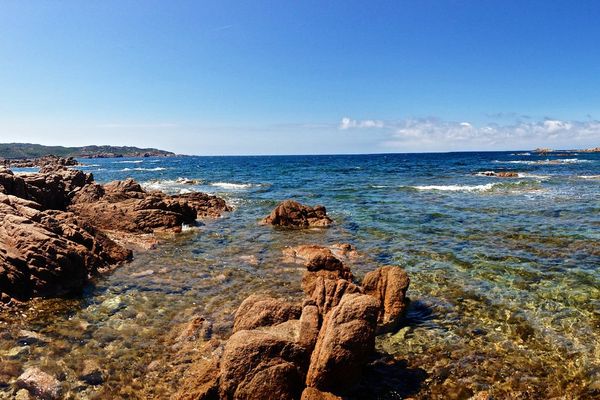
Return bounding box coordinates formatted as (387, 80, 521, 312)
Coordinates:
(306, 293, 379, 393)
(0, 193, 131, 301)
(219, 329, 308, 400)
(16, 367, 62, 400)
(307, 277, 362, 315)
(478, 171, 518, 178)
(283, 245, 345, 272)
(298, 303, 321, 351)
(233, 294, 301, 333)
(262, 200, 333, 228)
(362, 266, 410, 332)
(69, 178, 230, 234)
(301, 387, 344, 400)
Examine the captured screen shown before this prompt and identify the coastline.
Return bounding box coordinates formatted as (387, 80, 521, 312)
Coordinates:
(0, 152, 598, 399)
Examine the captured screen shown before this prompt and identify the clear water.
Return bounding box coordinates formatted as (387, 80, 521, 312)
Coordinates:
(1, 152, 599, 399)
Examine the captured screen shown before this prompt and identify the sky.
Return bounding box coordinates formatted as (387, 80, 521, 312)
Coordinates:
(1, 1, 599, 155)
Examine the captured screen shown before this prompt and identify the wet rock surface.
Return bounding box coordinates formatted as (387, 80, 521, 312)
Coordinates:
(16, 367, 62, 400)
(262, 200, 333, 228)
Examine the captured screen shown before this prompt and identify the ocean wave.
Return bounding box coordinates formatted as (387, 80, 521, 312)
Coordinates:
(210, 182, 253, 189)
(517, 173, 551, 179)
(114, 160, 144, 164)
(511, 152, 531, 156)
(495, 159, 591, 165)
(577, 175, 600, 180)
(78, 164, 101, 168)
(120, 167, 167, 172)
(410, 183, 499, 192)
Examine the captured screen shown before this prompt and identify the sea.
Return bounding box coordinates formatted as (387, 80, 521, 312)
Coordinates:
(2, 151, 599, 399)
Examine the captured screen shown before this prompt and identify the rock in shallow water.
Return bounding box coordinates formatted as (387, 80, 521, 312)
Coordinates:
(16, 367, 62, 400)
(262, 200, 333, 228)
(362, 265, 410, 333)
(233, 294, 302, 333)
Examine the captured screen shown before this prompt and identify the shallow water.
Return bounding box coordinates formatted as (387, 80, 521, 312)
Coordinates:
(1, 152, 599, 399)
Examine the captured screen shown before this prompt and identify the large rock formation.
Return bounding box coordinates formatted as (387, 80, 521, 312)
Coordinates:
(262, 200, 333, 228)
(69, 178, 230, 234)
(0, 193, 131, 302)
(176, 245, 411, 399)
(0, 159, 230, 303)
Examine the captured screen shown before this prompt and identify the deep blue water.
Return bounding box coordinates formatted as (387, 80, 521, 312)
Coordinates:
(4, 151, 600, 398)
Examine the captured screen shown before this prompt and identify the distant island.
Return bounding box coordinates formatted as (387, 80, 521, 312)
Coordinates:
(0, 143, 176, 159)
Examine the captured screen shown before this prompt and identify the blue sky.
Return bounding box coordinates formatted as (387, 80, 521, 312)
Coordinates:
(1, 1, 599, 154)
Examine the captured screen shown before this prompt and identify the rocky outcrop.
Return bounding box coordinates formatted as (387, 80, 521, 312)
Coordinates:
(2, 155, 79, 169)
(362, 266, 410, 333)
(306, 293, 380, 393)
(0, 193, 131, 302)
(262, 200, 333, 228)
(233, 294, 302, 333)
(178, 245, 411, 399)
(69, 178, 230, 234)
(0, 160, 229, 303)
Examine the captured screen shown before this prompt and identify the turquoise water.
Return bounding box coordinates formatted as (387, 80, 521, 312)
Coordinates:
(1, 152, 599, 399)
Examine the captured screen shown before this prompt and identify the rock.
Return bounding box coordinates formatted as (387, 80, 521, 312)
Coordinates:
(301, 387, 344, 400)
(79, 359, 105, 385)
(306, 293, 379, 394)
(14, 389, 32, 400)
(174, 315, 213, 344)
(283, 245, 345, 272)
(233, 294, 302, 333)
(5, 346, 29, 358)
(16, 367, 62, 400)
(173, 357, 220, 400)
(219, 329, 308, 400)
(478, 171, 518, 177)
(298, 303, 321, 351)
(362, 266, 410, 332)
(0, 194, 131, 301)
(69, 179, 230, 234)
(307, 277, 362, 315)
(17, 330, 50, 345)
(262, 200, 333, 228)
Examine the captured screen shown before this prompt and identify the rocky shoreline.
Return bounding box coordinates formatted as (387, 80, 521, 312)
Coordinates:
(0, 160, 502, 400)
(0, 158, 229, 306)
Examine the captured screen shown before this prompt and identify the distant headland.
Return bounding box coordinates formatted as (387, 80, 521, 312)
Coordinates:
(0, 143, 176, 159)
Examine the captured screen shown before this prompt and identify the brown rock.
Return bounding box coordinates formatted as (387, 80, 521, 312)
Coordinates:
(307, 277, 362, 315)
(284, 245, 345, 272)
(233, 294, 302, 333)
(69, 178, 230, 234)
(306, 293, 379, 393)
(362, 266, 410, 332)
(301, 387, 344, 400)
(219, 329, 308, 400)
(0, 193, 131, 301)
(298, 303, 321, 351)
(16, 367, 62, 400)
(262, 200, 333, 228)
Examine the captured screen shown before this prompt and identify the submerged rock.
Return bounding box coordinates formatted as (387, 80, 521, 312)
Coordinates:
(362, 265, 410, 332)
(79, 359, 105, 385)
(16, 367, 62, 400)
(262, 200, 333, 228)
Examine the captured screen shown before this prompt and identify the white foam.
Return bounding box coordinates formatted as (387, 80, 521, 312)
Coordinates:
(114, 160, 144, 164)
(411, 183, 499, 192)
(210, 182, 253, 189)
(577, 175, 600, 179)
(495, 159, 591, 165)
(120, 167, 167, 172)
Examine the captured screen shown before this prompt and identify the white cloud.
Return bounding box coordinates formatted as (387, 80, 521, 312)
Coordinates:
(339, 117, 384, 130)
(372, 117, 600, 151)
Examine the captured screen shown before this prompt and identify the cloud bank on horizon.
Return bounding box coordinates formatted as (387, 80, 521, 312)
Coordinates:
(339, 116, 600, 152)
